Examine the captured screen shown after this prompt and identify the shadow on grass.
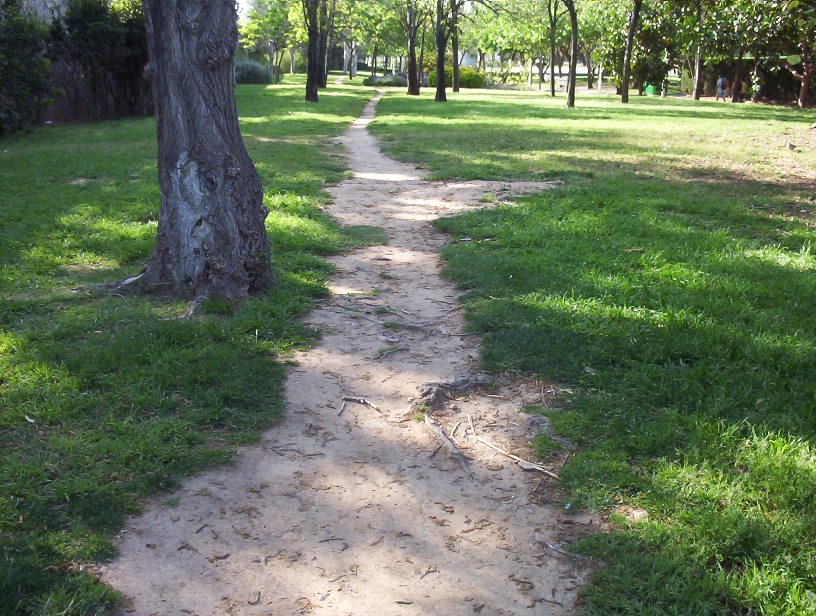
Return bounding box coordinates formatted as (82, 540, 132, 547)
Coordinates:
(371, 92, 816, 614)
(0, 84, 375, 614)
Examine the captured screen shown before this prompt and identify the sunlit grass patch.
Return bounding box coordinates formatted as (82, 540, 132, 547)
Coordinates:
(0, 79, 375, 614)
(374, 90, 816, 615)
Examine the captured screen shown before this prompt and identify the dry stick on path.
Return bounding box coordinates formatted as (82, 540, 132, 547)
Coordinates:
(424, 414, 472, 476)
(475, 437, 560, 480)
(343, 396, 385, 415)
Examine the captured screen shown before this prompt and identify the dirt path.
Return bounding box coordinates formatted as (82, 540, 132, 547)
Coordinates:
(103, 93, 591, 615)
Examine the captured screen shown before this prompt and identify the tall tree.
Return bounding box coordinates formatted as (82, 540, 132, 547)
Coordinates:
(302, 0, 320, 100)
(138, 0, 272, 299)
(434, 0, 448, 101)
(563, 0, 579, 107)
(621, 0, 643, 102)
(397, 0, 431, 95)
(782, 0, 816, 107)
(240, 0, 292, 83)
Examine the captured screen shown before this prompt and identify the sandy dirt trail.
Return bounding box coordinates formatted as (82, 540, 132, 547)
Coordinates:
(103, 93, 591, 615)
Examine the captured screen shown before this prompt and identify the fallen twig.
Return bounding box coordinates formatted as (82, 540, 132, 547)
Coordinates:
(468, 413, 476, 437)
(343, 396, 384, 414)
(424, 415, 472, 476)
(450, 420, 463, 440)
(475, 437, 560, 480)
(375, 345, 409, 361)
(337, 400, 347, 416)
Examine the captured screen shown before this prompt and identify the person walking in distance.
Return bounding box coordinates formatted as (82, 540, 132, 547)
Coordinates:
(716, 75, 727, 101)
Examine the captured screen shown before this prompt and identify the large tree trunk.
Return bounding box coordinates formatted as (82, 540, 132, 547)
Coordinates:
(139, 0, 272, 300)
(451, 6, 460, 92)
(434, 0, 447, 102)
(621, 0, 643, 104)
(564, 0, 578, 108)
(303, 0, 320, 101)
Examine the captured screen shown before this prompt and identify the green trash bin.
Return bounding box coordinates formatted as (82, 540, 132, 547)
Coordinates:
(645, 84, 658, 96)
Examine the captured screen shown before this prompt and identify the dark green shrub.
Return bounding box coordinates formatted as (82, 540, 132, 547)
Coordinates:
(459, 67, 485, 88)
(47, 0, 150, 121)
(428, 66, 485, 88)
(235, 60, 271, 84)
(0, 0, 53, 135)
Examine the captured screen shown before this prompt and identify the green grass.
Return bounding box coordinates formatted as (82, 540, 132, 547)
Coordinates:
(0, 77, 374, 615)
(372, 89, 816, 615)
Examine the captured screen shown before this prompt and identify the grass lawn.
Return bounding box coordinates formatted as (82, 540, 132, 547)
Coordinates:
(371, 89, 816, 615)
(0, 77, 374, 615)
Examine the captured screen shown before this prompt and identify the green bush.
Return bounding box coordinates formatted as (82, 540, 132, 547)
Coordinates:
(363, 74, 408, 87)
(0, 0, 53, 135)
(428, 66, 485, 89)
(47, 0, 150, 121)
(235, 60, 271, 84)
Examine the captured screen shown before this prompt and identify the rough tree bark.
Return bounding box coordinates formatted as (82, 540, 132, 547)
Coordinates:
(621, 0, 643, 104)
(563, 0, 578, 108)
(137, 0, 272, 300)
(434, 0, 448, 102)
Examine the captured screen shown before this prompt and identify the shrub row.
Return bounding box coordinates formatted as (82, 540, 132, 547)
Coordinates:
(428, 67, 486, 89)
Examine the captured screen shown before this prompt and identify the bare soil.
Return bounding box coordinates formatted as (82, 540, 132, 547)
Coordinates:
(102, 93, 594, 616)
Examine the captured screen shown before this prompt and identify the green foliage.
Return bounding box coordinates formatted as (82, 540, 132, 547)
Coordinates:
(0, 0, 53, 135)
(48, 0, 149, 119)
(429, 67, 485, 88)
(0, 77, 373, 615)
(373, 90, 816, 615)
(235, 59, 272, 84)
(362, 73, 407, 86)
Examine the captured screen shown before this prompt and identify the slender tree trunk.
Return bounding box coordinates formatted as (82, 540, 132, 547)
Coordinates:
(418, 25, 427, 86)
(548, 4, 557, 97)
(407, 13, 420, 95)
(303, 0, 320, 101)
(731, 48, 743, 103)
(621, 0, 643, 103)
(290, 47, 296, 74)
(799, 70, 813, 108)
(138, 0, 272, 300)
(795, 45, 814, 108)
(693, 46, 704, 99)
(435, 0, 447, 102)
(585, 51, 593, 89)
(451, 6, 460, 92)
(317, 26, 328, 86)
(564, 0, 578, 108)
(372, 44, 378, 76)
